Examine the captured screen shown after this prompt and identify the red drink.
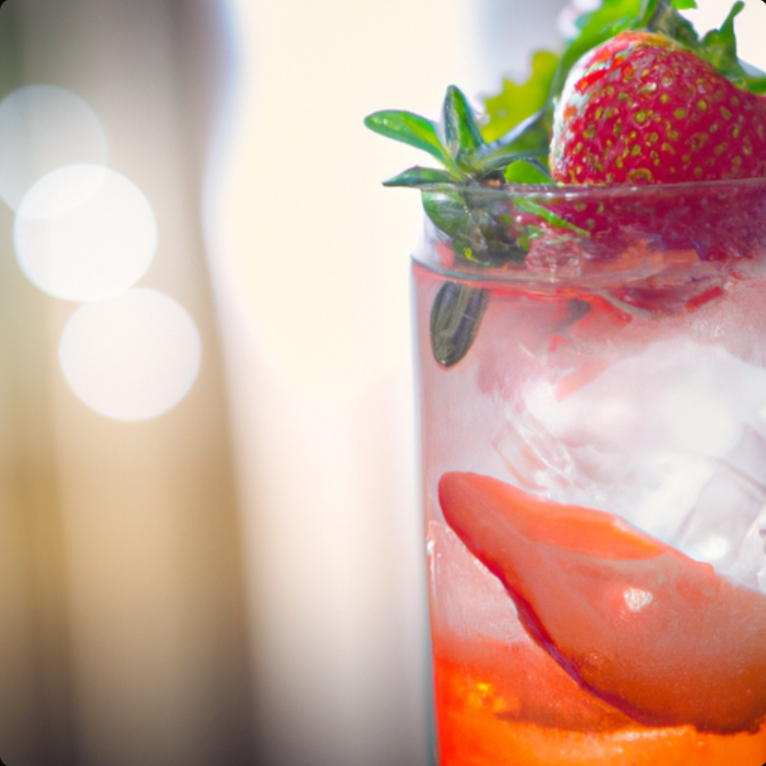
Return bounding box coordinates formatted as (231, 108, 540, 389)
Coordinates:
(413, 181, 766, 765)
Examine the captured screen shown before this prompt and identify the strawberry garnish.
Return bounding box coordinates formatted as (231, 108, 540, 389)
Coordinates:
(438, 471, 766, 734)
(365, 1, 766, 362)
(551, 31, 766, 184)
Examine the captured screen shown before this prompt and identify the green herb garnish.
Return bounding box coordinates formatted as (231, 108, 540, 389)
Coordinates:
(366, 0, 766, 365)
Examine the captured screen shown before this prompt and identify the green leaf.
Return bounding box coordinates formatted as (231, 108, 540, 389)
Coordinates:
(698, 2, 747, 83)
(644, 0, 699, 46)
(421, 189, 527, 264)
(744, 75, 766, 95)
(482, 51, 559, 143)
(382, 166, 457, 188)
(503, 159, 553, 184)
(671, 0, 696, 9)
(515, 199, 591, 236)
(422, 189, 480, 251)
(441, 86, 485, 168)
(430, 282, 488, 368)
(364, 110, 451, 167)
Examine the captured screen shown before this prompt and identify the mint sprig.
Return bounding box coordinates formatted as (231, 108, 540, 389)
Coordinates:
(362, 111, 452, 167)
(365, 86, 546, 188)
(366, 85, 554, 264)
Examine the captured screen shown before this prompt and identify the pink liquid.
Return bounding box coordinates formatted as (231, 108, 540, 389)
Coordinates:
(413, 220, 766, 765)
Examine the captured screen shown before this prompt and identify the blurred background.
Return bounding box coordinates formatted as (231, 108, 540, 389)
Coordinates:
(0, 1, 764, 765)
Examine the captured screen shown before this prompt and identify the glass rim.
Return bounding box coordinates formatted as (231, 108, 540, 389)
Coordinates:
(412, 175, 766, 290)
(421, 174, 766, 201)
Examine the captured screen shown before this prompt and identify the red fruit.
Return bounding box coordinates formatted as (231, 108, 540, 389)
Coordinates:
(438, 471, 766, 733)
(550, 32, 766, 184)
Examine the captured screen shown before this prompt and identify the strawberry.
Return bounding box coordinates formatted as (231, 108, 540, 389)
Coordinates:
(551, 32, 766, 185)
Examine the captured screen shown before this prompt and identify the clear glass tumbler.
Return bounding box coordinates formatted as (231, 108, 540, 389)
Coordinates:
(413, 178, 766, 765)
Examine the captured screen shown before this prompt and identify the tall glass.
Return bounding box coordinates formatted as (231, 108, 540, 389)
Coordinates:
(413, 179, 766, 765)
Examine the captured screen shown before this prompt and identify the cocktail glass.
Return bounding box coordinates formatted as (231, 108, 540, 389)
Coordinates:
(412, 178, 766, 765)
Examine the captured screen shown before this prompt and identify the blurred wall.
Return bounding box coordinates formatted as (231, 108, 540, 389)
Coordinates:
(0, 1, 254, 765)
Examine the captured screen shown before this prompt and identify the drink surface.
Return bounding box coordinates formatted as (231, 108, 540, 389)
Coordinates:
(413, 186, 766, 764)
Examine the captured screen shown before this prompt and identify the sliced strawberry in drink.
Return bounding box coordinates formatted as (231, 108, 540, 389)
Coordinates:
(438, 472, 766, 734)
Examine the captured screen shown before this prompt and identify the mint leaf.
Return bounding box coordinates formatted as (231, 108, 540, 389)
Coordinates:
(383, 167, 457, 188)
(422, 189, 527, 264)
(504, 159, 553, 184)
(422, 190, 480, 252)
(430, 282, 488, 368)
(482, 51, 559, 143)
(441, 86, 485, 169)
(364, 111, 452, 168)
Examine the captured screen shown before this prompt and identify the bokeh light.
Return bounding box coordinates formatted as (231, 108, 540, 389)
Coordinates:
(58, 288, 202, 421)
(14, 164, 158, 301)
(0, 84, 108, 210)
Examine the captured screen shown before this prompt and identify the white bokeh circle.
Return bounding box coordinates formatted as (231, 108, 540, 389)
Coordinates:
(14, 164, 158, 301)
(0, 84, 108, 210)
(59, 289, 202, 421)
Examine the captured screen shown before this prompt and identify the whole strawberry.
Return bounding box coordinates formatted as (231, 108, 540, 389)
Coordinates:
(551, 32, 766, 184)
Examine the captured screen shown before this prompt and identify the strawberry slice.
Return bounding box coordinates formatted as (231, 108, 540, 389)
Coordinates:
(438, 471, 766, 734)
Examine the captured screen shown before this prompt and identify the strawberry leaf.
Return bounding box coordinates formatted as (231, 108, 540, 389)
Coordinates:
(364, 110, 453, 169)
(441, 86, 485, 169)
(638, 0, 698, 46)
(382, 167, 458, 188)
(744, 74, 766, 95)
(698, 2, 747, 84)
(482, 51, 559, 143)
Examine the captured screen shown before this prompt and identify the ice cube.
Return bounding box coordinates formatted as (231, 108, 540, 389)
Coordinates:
(496, 338, 766, 591)
(726, 505, 766, 590)
(634, 450, 718, 541)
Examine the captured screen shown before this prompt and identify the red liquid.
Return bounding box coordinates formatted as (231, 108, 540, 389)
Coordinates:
(433, 653, 766, 766)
